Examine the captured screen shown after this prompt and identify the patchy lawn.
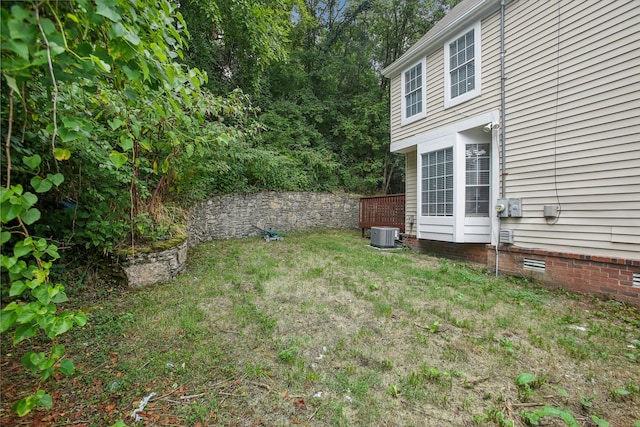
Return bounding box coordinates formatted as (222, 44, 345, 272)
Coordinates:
(1, 229, 639, 426)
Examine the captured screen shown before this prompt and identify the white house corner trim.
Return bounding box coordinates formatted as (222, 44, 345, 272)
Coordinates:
(412, 110, 500, 244)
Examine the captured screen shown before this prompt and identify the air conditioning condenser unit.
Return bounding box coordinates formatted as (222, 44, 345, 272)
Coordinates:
(371, 227, 399, 248)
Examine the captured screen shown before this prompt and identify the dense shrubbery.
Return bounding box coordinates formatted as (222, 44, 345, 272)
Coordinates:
(1, 0, 459, 416)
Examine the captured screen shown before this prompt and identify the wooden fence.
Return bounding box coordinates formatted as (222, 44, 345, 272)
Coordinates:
(358, 194, 405, 237)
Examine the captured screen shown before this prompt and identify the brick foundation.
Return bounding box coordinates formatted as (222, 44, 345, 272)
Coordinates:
(401, 234, 640, 306)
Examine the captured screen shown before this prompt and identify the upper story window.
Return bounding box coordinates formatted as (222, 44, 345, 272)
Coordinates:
(401, 58, 427, 125)
(444, 22, 481, 108)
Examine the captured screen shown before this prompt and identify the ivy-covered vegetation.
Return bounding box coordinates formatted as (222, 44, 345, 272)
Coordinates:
(1, 0, 460, 416)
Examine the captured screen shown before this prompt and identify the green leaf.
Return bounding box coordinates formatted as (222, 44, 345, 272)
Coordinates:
(0, 186, 12, 203)
(516, 372, 536, 387)
(555, 386, 569, 398)
(13, 322, 39, 344)
(1, 203, 22, 222)
(1, 255, 17, 271)
(45, 244, 60, 258)
(96, 0, 121, 22)
(12, 395, 36, 417)
(30, 176, 52, 193)
(109, 151, 128, 169)
(39, 18, 57, 35)
(0, 310, 18, 333)
(124, 31, 141, 46)
(109, 118, 125, 130)
(522, 406, 579, 427)
(13, 240, 33, 258)
(34, 390, 52, 409)
(4, 74, 22, 98)
(54, 148, 71, 160)
(59, 358, 75, 375)
(119, 135, 133, 151)
(32, 285, 51, 306)
(591, 415, 610, 427)
(51, 343, 65, 359)
(50, 317, 74, 338)
(9, 281, 27, 297)
(51, 289, 69, 303)
(139, 57, 150, 81)
(17, 304, 38, 323)
(1, 231, 11, 244)
(21, 208, 41, 225)
(5, 40, 29, 60)
(21, 192, 38, 207)
(22, 155, 41, 170)
(74, 312, 88, 327)
(48, 173, 64, 186)
(90, 54, 111, 72)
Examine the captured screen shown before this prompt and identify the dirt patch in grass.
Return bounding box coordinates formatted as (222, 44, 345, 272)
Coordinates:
(1, 230, 639, 426)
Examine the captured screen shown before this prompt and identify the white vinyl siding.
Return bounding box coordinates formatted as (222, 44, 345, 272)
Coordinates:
(405, 150, 418, 235)
(501, 0, 640, 258)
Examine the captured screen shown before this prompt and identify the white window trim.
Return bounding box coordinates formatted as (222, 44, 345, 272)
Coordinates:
(401, 58, 427, 126)
(444, 21, 482, 109)
(415, 112, 500, 244)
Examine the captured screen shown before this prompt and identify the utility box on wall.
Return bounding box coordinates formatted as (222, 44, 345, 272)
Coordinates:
(508, 198, 522, 217)
(496, 198, 522, 218)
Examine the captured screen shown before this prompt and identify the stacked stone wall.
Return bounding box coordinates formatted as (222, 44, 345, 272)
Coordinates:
(188, 192, 360, 246)
(121, 192, 360, 287)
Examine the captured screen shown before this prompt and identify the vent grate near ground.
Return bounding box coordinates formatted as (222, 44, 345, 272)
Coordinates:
(633, 272, 640, 288)
(523, 258, 546, 272)
(499, 229, 513, 244)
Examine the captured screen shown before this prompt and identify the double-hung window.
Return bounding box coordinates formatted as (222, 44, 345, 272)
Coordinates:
(444, 22, 481, 108)
(401, 59, 426, 125)
(465, 143, 490, 217)
(421, 148, 453, 216)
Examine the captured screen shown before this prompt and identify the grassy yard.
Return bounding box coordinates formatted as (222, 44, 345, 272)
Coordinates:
(1, 229, 639, 426)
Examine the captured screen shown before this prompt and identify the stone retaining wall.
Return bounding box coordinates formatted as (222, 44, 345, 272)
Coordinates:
(120, 238, 188, 288)
(121, 192, 360, 287)
(188, 191, 360, 246)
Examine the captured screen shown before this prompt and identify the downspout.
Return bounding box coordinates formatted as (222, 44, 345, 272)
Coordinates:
(500, 0, 507, 199)
(496, 0, 506, 277)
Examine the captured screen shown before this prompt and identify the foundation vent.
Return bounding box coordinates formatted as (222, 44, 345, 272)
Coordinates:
(633, 272, 640, 288)
(523, 258, 546, 272)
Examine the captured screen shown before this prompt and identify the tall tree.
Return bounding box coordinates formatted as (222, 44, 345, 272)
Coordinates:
(179, 0, 294, 94)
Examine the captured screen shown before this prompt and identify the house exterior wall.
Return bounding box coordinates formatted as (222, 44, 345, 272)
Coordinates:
(384, 0, 640, 304)
(389, 13, 502, 145)
(502, 0, 640, 259)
